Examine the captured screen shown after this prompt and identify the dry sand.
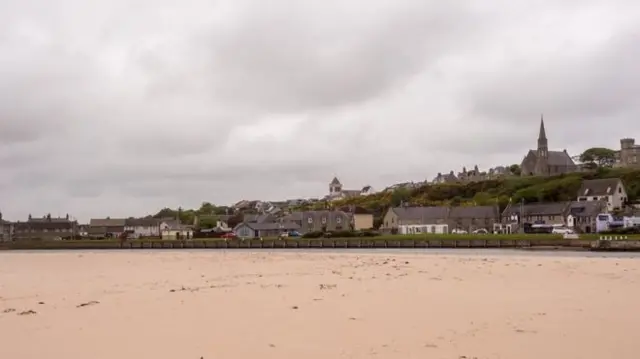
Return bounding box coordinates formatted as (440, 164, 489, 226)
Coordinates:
(0, 250, 638, 359)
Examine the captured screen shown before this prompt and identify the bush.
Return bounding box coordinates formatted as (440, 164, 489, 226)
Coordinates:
(329, 230, 356, 238)
(302, 231, 324, 238)
(357, 230, 380, 237)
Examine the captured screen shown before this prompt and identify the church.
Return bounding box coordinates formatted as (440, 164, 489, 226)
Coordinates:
(520, 116, 577, 176)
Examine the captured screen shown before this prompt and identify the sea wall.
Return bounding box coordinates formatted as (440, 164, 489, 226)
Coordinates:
(0, 237, 598, 250)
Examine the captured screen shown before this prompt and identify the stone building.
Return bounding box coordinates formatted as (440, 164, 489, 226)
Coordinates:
(520, 116, 576, 176)
(616, 138, 640, 167)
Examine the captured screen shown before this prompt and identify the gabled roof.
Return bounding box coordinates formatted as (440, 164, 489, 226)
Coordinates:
(330, 177, 341, 185)
(568, 200, 606, 217)
(243, 214, 274, 223)
(578, 178, 623, 197)
(502, 202, 571, 216)
(391, 206, 449, 220)
(125, 218, 160, 227)
(525, 150, 575, 166)
(236, 222, 300, 231)
(89, 218, 126, 227)
(449, 206, 499, 219)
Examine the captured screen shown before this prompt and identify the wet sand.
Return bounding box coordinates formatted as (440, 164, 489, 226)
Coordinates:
(0, 250, 638, 359)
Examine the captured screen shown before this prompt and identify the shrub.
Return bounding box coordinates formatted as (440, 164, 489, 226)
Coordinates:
(302, 231, 324, 238)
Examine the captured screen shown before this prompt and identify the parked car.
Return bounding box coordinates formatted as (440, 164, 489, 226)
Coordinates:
(472, 228, 489, 234)
(552, 227, 574, 235)
(221, 232, 238, 239)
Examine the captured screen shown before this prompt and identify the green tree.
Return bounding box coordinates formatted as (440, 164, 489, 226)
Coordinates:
(509, 164, 521, 176)
(198, 202, 215, 214)
(390, 187, 411, 207)
(472, 192, 492, 205)
(579, 147, 616, 169)
(197, 216, 217, 229)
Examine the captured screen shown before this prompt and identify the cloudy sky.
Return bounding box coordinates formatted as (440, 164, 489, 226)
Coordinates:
(1, 0, 639, 221)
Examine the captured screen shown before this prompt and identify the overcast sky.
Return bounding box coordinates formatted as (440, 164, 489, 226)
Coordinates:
(1, 0, 639, 221)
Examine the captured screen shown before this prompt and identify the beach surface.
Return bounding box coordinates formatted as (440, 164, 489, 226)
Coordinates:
(0, 250, 638, 359)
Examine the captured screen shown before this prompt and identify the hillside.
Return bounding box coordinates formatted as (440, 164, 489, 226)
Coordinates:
(154, 168, 640, 229)
(314, 168, 640, 227)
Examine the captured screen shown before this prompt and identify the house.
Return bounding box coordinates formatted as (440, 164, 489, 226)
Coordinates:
(12, 214, 78, 240)
(382, 206, 449, 228)
(281, 210, 352, 233)
(432, 171, 458, 184)
(520, 117, 577, 176)
(566, 200, 607, 233)
(160, 220, 193, 240)
(502, 201, 571, 227)
(88, 218, 126, 238)
(243, 213, 275, 224)
(337, 206, 374, 230)
(448, 206, 500, 233)
(360, 185, 376, 196)
(124, 218, 161, 238)
(576, 178, 627, 211)
(234, 222, 301, 239)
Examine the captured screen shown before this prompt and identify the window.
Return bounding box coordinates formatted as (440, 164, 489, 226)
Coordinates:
(321, 217, 327, 224)
(592, 197, 598, 201)
(307, 217, 313, 224)
(619, 187, 622, 193)
(336, 217, 341, 223)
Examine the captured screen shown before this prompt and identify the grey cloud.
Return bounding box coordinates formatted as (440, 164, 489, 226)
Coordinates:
(2, 0, 640, 221)
(464, 30, 640, 123)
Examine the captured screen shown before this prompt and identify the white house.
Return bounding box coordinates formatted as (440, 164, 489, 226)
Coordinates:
(160, 220, 193, 240)
(124, 218, 161, 238)
(576, 178, 628, 212)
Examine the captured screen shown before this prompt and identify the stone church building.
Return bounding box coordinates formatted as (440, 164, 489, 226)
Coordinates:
(520, 117, 577, 176)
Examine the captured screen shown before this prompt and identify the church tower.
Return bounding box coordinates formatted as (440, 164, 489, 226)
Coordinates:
(329, 177, 342, 195)
(535, 115, 549, 175)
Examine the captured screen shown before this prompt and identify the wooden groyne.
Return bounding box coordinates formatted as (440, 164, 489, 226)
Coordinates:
(0, 237, 601, 251)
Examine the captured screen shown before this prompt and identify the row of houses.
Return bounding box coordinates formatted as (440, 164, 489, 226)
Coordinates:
(0, 178, 630, 241)
(233, 209, 374, 238)
(0, 215, 195, 241)
(383, 178, 629, 234)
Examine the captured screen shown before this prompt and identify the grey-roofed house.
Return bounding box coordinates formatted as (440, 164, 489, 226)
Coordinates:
(124, 218, 161, 238)
(576, 178, 627, 212)
(160, 219, 193, 240)
(234, 222, 301, 238)
(281, 210, 352, 233)
(566, 200, 607, 233)
(501, 201, 571, 226)
(243, 214, 275, 224)
(12, 214, 78, 240)
(448, 205, 500, 232)
(382, 206, 449, 229)
(88, 218, 126, 238)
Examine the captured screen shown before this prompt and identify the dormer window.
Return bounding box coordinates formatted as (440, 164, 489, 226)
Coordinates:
(606, 186, 611, 194)
(584, 189, 590, 195)
(321, 217, 327, 224)
(336, 217, 342, 224)
(307, 217, 313, 224)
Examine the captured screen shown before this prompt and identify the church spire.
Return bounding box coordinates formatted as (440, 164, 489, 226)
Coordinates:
(538, 114, 547, 141)
(537, 114, 548, 158)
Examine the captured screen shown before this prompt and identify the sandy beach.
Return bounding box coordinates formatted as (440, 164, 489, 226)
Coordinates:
(0, 250, 638, 359)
